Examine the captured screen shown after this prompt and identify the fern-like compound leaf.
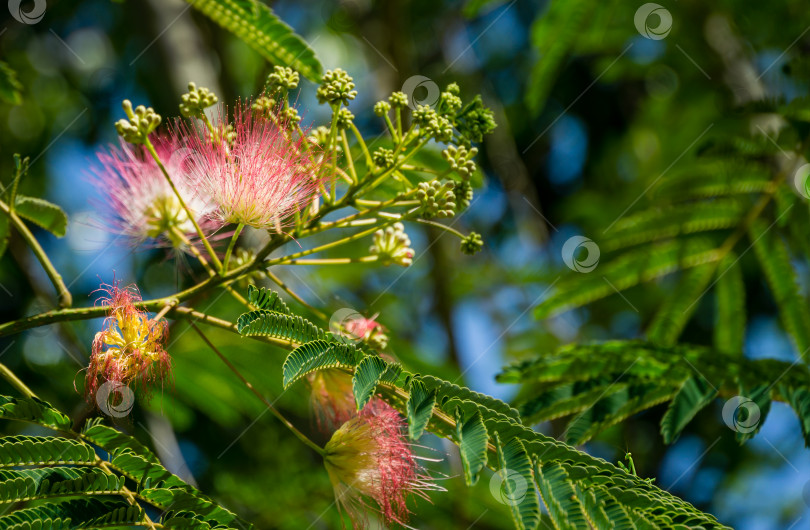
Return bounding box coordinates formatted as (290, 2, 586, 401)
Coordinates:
(188, 0, 322, 82)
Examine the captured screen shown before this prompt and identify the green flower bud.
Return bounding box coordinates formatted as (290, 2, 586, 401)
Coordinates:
(267, 65, 299, 92)
(389, 91, 409, 108)
(442, 145, 478, 180)
(374, 100, 391, 116)
(370, 223, 414, 267)
(115, 100, 162, 144)
(454, 180, 473, 212)
(460, 232, 484, 255)
(455, 95, 496, 144)
(179, 82, 218, 118)
(417, 180, 456, 219)
(336, 107, 355, 129)
(373, 147, 395, 169)
(252, 95, 277, 118)
(317, 68, 357, 106)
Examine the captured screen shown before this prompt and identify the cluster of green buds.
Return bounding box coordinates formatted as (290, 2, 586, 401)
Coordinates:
(442, 145, 478, 180)
(417, 180, 456, 219)
(370, 223, 414, 267)
(335, 107, 354, 129)
(252, 95, 276, 118)
(454, 181, 473, 212)
(460, 232, 484, 255)
(267, 65, 300, 93)
(309, 125, 339, 152)
(115, 100, 161, 144)
(372, 147, 395, 169)
(436, 83, 462, 115)
(178, 82, 218, 118)
(455, 95, 496, 144)
(389, 91, 409, 109)
(413, 105, 453, 142)
(316, 68, 357, 106)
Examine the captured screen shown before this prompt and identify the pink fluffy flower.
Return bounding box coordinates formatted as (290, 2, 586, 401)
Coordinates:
(86, 280, 171, 403)
(179, 103, 326, 231)
(90, 137, 215, 250)
(323, 400, 441, 528)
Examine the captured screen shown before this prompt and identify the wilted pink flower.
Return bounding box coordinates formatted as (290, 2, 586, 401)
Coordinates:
(344, 314, 389, 350)
(90, 137, 215, 250)
(179, 102, 326, 231)
(86, 280, 171, 402)
(309, 369, 356, 433)
(323, 400, 441, 528)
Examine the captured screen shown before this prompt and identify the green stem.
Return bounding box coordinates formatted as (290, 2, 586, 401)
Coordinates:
(269, 221, 397, 265)
(349, 122, 373, 169)
(0, 362, 36, 398)
(278, 256, 379, 266)
(415, 218, 467, 239)
(264, 270, 328, 321)
(0, 199, 72, 308)
(143, 139, 223, 269)
(189, 323, 326, 456)
(222, 223, 245, 274)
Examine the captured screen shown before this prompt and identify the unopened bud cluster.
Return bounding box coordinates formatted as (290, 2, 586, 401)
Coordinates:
(179, 82, 218, 118)
(115, 100, 161, 144)
(417, 181, 456, 219)
(442, 145, 478, 180)
(317, 68, 357, 106)
(460, 232, 484, 255)
(370, 223, 414, 267)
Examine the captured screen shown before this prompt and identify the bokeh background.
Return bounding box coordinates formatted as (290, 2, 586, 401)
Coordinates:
(1, 1, 809, 528)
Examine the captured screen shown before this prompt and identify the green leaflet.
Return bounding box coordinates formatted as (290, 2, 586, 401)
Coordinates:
(406, 379, 435, 440)
(0, 467, 124, 504)
(493, 433, 541, 530)
(0, 395, 250, 528)
(660, 376, 718, 444)
(779, 385, 810, 447)
(0, 436, 96, 468)
(534, 462, 585, 530)
(246, 285, 290, 314)
(455, 408, 488, 486)
(749, 218, 810, 354)
(713, 254, 746, 354)
(81, 420, 157, 462)
(646, 263, 716, 346)
(0, 498, 142, 530)
(282, 340, 357, 388)
(535, 239, 720, 319)
(604, 198, 748, 252)
(237, 309, 327, 343)
(502, 341, 810, 445)
(13, 196, 68, 238)
(734, 384, 771, 444)
(0, 61, 22, 106)
(188, 0, 322, 82)
(525, 0, 593, 116)
(351, 355, 401, 411)
(0, 395, 72, 431)
(140, 488, 245, 527)
(564, 384, 677, 446)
